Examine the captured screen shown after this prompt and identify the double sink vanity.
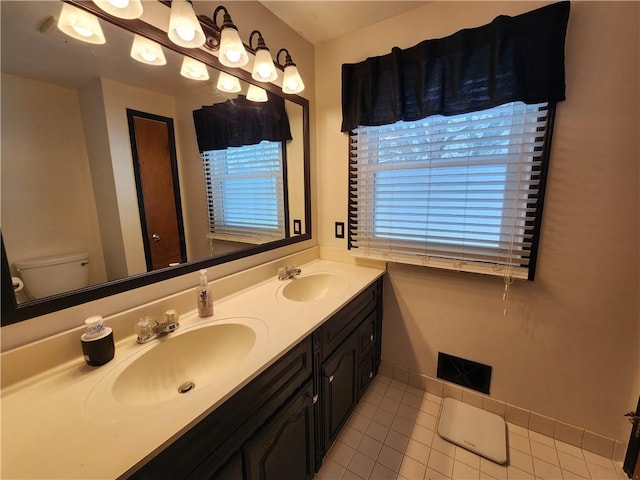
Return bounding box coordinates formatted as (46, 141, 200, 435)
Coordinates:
(1, 258, 385, 479)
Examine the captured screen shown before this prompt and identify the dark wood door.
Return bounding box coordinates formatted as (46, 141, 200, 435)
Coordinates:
(244, 380, 316, 480)
(127, 109, 186, 271)
(624, 396, 640, 479)
(322, 334, 358, 451)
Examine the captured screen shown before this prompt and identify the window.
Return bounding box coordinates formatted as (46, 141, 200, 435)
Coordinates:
(203, 141, 286, 244)
(349, 101, 555, 280)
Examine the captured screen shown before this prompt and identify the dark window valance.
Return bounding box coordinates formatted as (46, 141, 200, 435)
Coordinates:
(193, 92, 292, 151)
(341, 1, 570, 132)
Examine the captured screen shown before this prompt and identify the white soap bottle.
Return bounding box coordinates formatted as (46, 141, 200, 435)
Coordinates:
(197, 269, 213, 317)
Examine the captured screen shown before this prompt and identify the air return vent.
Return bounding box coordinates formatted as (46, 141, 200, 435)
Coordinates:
(437, 352, 492, 394)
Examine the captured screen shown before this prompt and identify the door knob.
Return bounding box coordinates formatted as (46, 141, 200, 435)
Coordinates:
(625, 412, 640, 438)
(152, 234, 161, 242)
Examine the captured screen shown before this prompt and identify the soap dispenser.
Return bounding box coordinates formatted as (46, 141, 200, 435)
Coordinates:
(197, 269, 213, 317)
(80, 315, 115, 366)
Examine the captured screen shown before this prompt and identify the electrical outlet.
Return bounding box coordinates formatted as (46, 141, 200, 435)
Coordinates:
(335, 222, 345, 239)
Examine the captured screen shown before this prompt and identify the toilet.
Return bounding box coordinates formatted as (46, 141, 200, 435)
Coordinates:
(15, 252, 90, 299)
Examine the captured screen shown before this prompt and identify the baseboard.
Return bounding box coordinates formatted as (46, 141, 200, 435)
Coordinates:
(379, 360, 628, 462)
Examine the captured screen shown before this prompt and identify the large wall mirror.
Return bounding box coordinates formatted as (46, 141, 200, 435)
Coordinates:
(0, 0, 311, 325)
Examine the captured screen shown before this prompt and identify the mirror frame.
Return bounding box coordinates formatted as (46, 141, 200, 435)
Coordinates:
(1, 0, 311, 326)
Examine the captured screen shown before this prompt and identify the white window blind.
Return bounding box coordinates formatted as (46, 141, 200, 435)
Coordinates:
(349, 102, 553, 280)
(203, 141, 285, 244)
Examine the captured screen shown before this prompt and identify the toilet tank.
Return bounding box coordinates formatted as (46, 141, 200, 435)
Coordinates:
(15, 252, 90, 299)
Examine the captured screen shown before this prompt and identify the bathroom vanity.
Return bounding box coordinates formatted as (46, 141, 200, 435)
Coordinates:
(0, 259, 384, 479)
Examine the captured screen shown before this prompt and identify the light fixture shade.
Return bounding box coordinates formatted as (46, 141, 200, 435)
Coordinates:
(282, 64, 305, 94)
(252, 48, 277, 83)
(168, 0, 206, 49)
(246, 85, 268, 102)
(57, 3, 106, 44)
(92, 0, 143, 20)
(130, 35, 166, 65)
(180, 57, 209, 80)
(218, 28, 249, 68)
(216, 72, 241, 93)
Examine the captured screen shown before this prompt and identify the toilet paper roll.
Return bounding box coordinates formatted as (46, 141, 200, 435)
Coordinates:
(12, 276, 24, 292)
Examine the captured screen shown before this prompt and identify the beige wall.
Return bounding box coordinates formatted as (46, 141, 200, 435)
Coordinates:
(1, 74, 107, 288)
(315, 1, 640, 443)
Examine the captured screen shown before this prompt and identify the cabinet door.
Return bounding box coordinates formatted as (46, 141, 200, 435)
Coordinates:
(357, 350, 376, 400)
(322, 334, 358, 449)
(209, 452, 244, 480)
(244, 381, 316, 480)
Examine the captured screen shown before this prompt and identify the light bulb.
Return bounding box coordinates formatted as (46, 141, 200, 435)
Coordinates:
(217, 72, 241, 93)
(252, 48, 277, 83)
(168, 0, 205, 48)
(176, 25, 196, 42)
(218, 28, 248, 67)
(180, 57, 209, 81)
(57, 3, 105, 44)
(282, 64, 305, 94)
(92, 0, 142, 19)
(130, 35, 166, 65)
(247, 85, 268, 102)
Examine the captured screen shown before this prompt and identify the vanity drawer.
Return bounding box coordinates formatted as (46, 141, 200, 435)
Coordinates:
(320, 282, 378, 360)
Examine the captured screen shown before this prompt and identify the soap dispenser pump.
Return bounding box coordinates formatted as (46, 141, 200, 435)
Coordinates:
(197, 269, 213, 317)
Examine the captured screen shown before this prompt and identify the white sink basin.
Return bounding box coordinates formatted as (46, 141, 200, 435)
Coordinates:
(112, 323, 255, 407)
(84, 318, 267, 420)
(279, 272, 349, 302)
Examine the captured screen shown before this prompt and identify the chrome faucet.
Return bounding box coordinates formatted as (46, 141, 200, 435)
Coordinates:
(278, 265, 302, 280)
(136, 310, 180, 344)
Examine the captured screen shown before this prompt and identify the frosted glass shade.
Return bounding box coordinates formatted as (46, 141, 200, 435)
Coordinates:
(57, 3, 105, 44)
(92, 0, 143, 19)
(219, 28, 249, 68)
(130, 35, 166, 65)
(168, 0, 205, 49)
(282, 64, 305, 94)
(246, 85, 268, 102)
(217, 72, 241, 93)
(180, 57, 209, 80)
(252, 49, 277, 82)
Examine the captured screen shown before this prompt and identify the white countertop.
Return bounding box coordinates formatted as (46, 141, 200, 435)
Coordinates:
(1, 259, 384, 480)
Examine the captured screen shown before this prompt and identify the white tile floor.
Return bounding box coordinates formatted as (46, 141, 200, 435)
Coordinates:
(316, 375, 627, 480)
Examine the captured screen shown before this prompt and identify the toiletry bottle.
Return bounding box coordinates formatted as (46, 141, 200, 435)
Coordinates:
(80, 315, 115, 366)
(197, 269, 213, 317)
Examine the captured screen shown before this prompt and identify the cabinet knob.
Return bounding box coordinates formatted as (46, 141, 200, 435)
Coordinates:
(328, 374, 334, 383)
(312, 394, 319, 404)
(369, 371, 373, 379)
(370, 334, 374, 343)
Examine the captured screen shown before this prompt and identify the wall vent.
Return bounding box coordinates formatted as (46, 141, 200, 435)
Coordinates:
(437, 352, 492, 394)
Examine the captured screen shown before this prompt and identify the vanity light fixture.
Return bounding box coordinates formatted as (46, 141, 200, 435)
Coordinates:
(130, 34, 166, 65)
(180, 57, 209, 80)
(212, 6, 249, 68)
(246, 84, 268, 102)
(168, 0, 206, 49)
(92, 0, 143, 20)
(216, 71, 241, 93)
(276, 48, 305, 94)
(249, 30, 277, 83)
(57, 3, 106, 44)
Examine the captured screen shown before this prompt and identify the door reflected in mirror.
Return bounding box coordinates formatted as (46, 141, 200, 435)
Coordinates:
(0, 0, 309, 314)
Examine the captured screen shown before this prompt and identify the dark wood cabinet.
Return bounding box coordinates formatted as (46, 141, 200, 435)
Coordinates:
(318, 278, 384, 461)
(322, 334, 358, 446)
(128, 276, 384, 480)
(244, 380, 315, 480)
